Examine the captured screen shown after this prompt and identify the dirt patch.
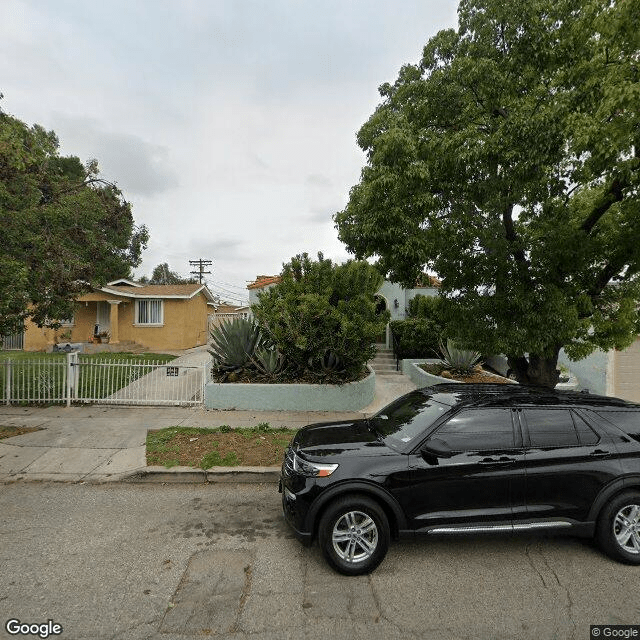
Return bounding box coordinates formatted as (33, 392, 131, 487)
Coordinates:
(0, 425, 43, 440)
(419, 364, 514, 384)
(211, 367, 368, 385)
(147, 425, 296, 469)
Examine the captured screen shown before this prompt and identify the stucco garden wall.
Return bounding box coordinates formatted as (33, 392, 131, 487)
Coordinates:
(205, 367, 375, 411)
(401, 359, 463, 387)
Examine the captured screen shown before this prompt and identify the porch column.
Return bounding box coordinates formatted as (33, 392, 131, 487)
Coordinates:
(108, 301, 121, 344)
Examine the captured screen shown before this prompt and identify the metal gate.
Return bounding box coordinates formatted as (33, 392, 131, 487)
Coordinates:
(70, 355, 206, 406)
(2, 354, 208, 407)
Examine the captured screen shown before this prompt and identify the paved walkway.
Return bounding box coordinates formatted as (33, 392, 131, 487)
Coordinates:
(0, 371, 417, 483)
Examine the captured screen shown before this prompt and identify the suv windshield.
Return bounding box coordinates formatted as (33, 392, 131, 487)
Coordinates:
(371, 391, 450, 450)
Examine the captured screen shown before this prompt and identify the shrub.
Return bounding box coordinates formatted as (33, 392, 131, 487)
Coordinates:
(253, 252, 388, 381)
(390, 318, 442, 359)
(408, 294, 445, 320)
(389, 293, 447, 359)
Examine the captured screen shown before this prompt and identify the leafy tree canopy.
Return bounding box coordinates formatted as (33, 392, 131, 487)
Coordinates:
(0, 99, 149, 336)
(335, 0, 640, 387)
(253, 252, 388, 381)
(139, 263, 197, 285)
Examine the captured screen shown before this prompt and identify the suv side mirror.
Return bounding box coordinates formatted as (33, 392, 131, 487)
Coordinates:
(421, 438, 454, 459)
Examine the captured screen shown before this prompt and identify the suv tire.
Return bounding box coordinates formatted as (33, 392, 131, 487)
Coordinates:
(596, 491, 640, 564)
(318, 495, 390, 576)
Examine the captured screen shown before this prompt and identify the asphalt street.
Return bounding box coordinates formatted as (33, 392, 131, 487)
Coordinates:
(1, 482, 639, 640)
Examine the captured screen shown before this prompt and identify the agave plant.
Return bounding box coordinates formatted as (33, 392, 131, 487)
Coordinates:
(251, 346, 286, 377)
(307, 350, 344, 373)
(208, 317, 261, 370)
(320, 350, 344, 373)
(439, 338, 482, 375)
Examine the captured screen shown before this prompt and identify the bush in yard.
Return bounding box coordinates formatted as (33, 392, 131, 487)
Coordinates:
(390, 294, 446, 358)
(408, 294, 445, 322)
(390, 318, 442, 359)
(253, 253, 388, 382)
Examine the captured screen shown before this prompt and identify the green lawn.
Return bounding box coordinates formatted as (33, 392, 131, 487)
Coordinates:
(0, 351, 177, 403)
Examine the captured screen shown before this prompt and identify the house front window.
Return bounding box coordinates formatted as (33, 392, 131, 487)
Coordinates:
(136, 299, 163, 325)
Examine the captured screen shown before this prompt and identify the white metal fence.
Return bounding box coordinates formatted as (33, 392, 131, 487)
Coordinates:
(1, 354, 207, 407)
(1, 358, 67, 404)
(2, 331, 24, 350)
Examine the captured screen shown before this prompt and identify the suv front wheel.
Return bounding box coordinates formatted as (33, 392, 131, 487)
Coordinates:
(318, 495, 390, 576)
(597, 491, 640, 564)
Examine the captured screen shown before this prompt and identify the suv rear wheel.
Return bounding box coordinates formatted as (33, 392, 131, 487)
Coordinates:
(597, 491, 640, 564)
(318, 495, 390, 576)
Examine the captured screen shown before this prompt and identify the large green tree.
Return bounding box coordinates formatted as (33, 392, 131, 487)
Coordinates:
(0, 101, 149, 337)
(335, 0, 640, 387)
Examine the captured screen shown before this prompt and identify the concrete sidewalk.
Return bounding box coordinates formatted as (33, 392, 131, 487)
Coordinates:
(0, 372, 417, 484)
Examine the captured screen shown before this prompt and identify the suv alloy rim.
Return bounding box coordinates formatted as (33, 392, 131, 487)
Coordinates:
(332, 510, 379, 563)
(613, 504, 640, 554)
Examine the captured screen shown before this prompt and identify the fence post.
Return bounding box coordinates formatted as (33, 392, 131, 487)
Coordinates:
(72, 352, 79, 400)
(66, 352, 72, 407)
(5, 360, 11, 405)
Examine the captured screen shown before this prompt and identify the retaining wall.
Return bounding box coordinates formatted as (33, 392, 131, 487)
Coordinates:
(204, 367, 375, 411)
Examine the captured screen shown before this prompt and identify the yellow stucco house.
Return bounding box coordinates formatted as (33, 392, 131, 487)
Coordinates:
(22, 279, 215, 352)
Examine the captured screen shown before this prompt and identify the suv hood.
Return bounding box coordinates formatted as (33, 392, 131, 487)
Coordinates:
(293, 419, 394, 460)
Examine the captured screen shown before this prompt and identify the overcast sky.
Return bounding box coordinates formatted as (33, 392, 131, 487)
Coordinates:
(1, 0, 458, 304)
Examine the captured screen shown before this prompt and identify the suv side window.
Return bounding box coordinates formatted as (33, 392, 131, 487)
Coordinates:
(573, 412, 600, 445)
(523, 409, 579, 447)
(594, 410, 640, 443)
(434, 409, 515, 451)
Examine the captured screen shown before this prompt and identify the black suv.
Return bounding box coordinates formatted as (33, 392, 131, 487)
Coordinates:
(280, 383, 640, 575)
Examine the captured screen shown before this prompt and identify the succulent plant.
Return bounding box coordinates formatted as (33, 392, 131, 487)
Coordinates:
(439, 338, 481, 375)
(307, 349, 344, 373)
(251, 346, 286, 376)
(208, 317, 261, 370)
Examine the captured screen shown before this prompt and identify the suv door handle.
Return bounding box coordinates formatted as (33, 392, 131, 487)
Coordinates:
(480, 456, 515, 463)
(589, 449, 611, 458)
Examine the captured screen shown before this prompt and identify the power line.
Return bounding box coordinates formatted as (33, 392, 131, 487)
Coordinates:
(189, 258, 212, 284)
(212, 294, 249, 305)
(210, 282, 250, 299)
(212, 279, 250, 292)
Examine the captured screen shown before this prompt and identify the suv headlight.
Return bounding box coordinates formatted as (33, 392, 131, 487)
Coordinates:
(293, 452, 338, 477)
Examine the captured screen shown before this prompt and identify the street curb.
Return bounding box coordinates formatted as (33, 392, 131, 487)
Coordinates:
(123, 465, 281, 484)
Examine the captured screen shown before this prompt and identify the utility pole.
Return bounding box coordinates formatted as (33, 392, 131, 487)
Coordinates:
(189, 258, 212, 284)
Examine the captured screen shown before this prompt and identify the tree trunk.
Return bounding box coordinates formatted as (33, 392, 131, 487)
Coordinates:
(507, 352, 561, 388)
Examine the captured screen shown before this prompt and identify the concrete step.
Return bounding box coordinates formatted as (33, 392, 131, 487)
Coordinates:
(371, 365, 401, 374)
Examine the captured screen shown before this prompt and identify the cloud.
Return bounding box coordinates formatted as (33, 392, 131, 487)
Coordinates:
(306, 173, 333, 187)
(50, 113, 180, 196)
(308, 205, 337, 224)
(187, 237, 244, 260)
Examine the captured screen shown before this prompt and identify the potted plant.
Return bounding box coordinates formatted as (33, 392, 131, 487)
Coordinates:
(98, 330, 111, 344)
